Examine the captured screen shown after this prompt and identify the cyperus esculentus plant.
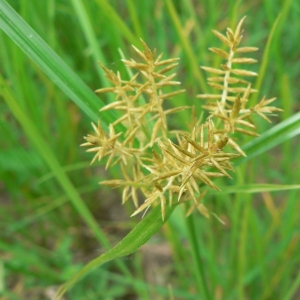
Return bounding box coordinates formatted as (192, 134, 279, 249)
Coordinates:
(82, 17, 282, 221)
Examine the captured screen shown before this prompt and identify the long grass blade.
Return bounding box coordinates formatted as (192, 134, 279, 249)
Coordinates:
(211, 184, 300, 194)
(0, 1, 116, 126)
(93, 0, 140, 46)
(0, 73, 130, 276)
(251, 14, 281, 104)
(236, 111, 300, 165)
(70, 0, 110, 85)
(55, 204, 177, 299)
(164, 0, 207, 93)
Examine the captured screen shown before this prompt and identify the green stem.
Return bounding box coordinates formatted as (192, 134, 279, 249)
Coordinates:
(185, 210, 212, 300)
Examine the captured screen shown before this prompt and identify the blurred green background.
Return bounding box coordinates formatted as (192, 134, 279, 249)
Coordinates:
(0, 0, 300, 299)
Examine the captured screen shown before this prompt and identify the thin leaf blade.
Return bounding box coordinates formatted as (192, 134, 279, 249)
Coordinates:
(0, 1, 116, 126)
(55, 204, 177, 299)
(236, 111, 300, 165)
(212, 184, 300, 194)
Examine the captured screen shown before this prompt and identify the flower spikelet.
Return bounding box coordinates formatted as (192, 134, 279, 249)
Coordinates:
(197, 16, 282, 156)
(130, 120, 239, 220)
(81, 18, 281, 221)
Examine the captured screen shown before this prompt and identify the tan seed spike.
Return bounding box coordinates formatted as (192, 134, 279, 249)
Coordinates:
(150, 120, 162, 146)
(208, 120, 214, 148)
(197, 172, 221, 191)
(235, 127, 259, 137)
(212, 30, 232, 47)
(233, 35, 243, 50)
(228, 138, 246, 157)
(122, 186, 130, 204)
(152, 72, 166, 79)
(169, 141, 196, 158)
(155, 57, 180, 67)
(208, 77, 227, 82)
(100, 101, 123, 111)
(131, 44, 147, 61)
(185, 183, 198, 203)
(236, 47, 259, 53)
(183, 135, 206, 153)
(140, 39, 155, 62)
(96, 87, 116, 94)
(132, 188, 139, 208)
(154, 52, 164, 64)
(159, 89, 186, 100)
(197, 94, 222, 99)
(185, 190, 208, 217)
(210, 158, 232, 178)
(131, 191, 159, 217)
(158, 63, 179, 75)
(197, 204, 210, 219)
(154, 182, 163, 192)
(209, 47, 229, 59)
(234, 16, 246, 40)
(216, 136, 229, 151)
(122, 126, 139, 146)
(231, 94, 241, 119)
(231, 58, 257, 64)
(226, 28, 235, 42)
(200, 124, 204, 148)
(160, 194, 166, 221)
(201, 66, 227, 75)
(230, 69, 258, 77)
(154, 170, 182, 181)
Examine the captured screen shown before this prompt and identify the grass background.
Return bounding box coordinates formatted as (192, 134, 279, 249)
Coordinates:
(0, 0, 300, 299)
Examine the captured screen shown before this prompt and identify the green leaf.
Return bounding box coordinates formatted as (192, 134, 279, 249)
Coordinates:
(0, 73, 129, 276)
(164, 0, 207, 93)
(55, 204, 177, 299)
(70, 0, 110, 85)
(236, 111, 300, 165)
(212, 184, 300, 194)
(93, 0, 140, 46)
(251, 14, 281, 104)
(0, 1, 116, 126)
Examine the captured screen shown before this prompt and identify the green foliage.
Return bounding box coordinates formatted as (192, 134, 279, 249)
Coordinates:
(0, 1, 300, 299)
(56, 204, 177, 299)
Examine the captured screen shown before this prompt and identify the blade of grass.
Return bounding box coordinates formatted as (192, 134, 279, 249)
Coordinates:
(55, 204, 178, 299)
(35, 161, 92, 184)
(0, 240, 62, 281)
(163, 223, 191, 291)
(185, 211, 212, 300)
(70, 0, 110, 86)
(251, 14, 281, 104)
(236, 111, 300, 165)
(0, 73, 130, 276)
(283, 271, 300, 300)
(237, 196, 251, 299)
(164, 0, 207, 93)
(100, 269, 198, 299)
(0, 1, 117, 126)
(0, 261, 4, 294)
(211, 184, 300, 194)
(7, 184, 97, 234)
(93, 0, 140, 46)
(126, 0, 144, 39)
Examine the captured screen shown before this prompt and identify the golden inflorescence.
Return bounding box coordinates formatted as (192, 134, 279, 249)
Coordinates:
(82, 17, 282, 221)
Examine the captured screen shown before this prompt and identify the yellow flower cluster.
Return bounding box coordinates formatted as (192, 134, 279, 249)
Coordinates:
(82, 17, 281, 220)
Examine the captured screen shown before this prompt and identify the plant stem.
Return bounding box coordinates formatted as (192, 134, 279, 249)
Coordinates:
(185, 210, 212, 300)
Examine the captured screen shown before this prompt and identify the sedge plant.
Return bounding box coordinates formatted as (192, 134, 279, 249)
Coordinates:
(0, 0, 299, 300)
(82, 17, 281, 222)
(54, 16, 286, 299)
